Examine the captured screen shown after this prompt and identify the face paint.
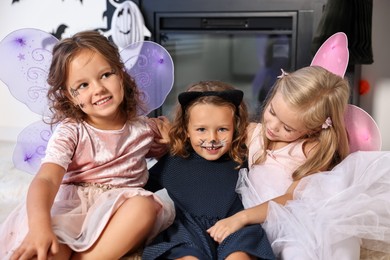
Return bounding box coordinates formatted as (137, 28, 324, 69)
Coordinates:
(70, 88, 85, 109)
(199, 139, 227, 150)
(70, 88, 79, 98)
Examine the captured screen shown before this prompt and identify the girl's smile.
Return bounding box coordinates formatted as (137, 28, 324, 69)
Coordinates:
(66, 49, 125, 129)
(94, 96, 113, 106)
(187, 103, 234, 161)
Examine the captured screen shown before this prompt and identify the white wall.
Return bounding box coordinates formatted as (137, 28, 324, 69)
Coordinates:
(360, 0, 390, 150)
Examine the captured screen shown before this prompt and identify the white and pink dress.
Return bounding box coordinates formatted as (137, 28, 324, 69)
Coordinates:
(237, 123, 390, 259)
(0, 116, 175, 258)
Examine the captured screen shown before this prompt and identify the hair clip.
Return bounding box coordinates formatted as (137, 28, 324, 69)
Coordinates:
(322, 117, 333, 129)
(178, 89, 243, 110)
(277, 69, 289, 79)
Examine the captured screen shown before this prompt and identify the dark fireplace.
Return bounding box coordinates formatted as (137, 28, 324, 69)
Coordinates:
(140, 0, 328, 119)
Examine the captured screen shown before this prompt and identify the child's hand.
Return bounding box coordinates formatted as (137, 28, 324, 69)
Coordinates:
(11, 228, 59, 260)
(152, 116, 171, 144)
(207, 215, 246, 243)
(147, 116, 171, 158)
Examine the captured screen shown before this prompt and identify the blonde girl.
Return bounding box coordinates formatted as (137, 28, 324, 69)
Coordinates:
(208, 66, 390, 259)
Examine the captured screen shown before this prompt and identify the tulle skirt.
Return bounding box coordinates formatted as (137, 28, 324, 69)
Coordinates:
(238, 151, 390, 259)
(0, 184, 174, 258)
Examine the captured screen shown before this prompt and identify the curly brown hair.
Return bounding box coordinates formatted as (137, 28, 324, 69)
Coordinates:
(46, 30, 145, 125)
(169, 81, 249, 167)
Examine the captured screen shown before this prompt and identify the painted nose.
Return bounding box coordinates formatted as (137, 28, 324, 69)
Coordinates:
(209, 132, 218, 142)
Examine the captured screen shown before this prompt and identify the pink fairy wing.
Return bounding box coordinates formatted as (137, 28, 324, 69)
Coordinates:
(121, 41, 174, 115)
(310, 32, 349, 78)
(345, 105, 382, 152)
(0, 28, 57, 117)
(310, 32, 382, 152)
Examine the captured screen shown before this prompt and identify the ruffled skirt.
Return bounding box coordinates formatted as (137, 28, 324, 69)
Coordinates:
(0, 184, 174, 258)
(237, 151, 390, 259)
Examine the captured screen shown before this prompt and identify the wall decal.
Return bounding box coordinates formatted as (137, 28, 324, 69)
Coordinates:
(99, 0, 151, 48)
(51, 24, 68, 39)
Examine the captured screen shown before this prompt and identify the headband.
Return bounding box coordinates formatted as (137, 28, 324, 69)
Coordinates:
(178, 90, 244, 110)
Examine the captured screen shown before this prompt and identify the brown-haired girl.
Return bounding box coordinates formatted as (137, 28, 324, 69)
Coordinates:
(143, 81, 275, 260)
(0, 30, 174, 259)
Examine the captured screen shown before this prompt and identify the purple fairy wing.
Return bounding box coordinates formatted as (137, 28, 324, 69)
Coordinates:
(12, 120, 54, 175)
(0, 28, 57, 174)
(120, 41, 174, 115)
(0, 28, 57, 117)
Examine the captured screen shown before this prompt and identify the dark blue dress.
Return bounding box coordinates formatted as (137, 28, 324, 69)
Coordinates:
(143, 152, 275, 260)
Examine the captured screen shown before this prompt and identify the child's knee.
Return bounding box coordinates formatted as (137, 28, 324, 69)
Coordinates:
(124, 196, 159, 223)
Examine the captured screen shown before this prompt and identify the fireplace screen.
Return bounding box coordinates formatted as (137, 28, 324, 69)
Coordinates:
(155, 12, 298, 119)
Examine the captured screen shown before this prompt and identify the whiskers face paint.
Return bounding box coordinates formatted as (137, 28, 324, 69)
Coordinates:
(199, 139, 227, 150)
(186, 103, 235, 160)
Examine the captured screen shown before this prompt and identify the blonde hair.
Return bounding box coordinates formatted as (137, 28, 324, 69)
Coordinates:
(254, 66, 350, 180)
(170, 81, 249, 167)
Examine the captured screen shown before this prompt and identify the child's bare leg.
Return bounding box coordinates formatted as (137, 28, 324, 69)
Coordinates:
(72, 195, 159, 260)
(30, 243, 72, 260)
(226, 251, 255, 260)
(54, 243, 73, 260)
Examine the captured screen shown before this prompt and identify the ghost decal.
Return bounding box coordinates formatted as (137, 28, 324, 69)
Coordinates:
(102, 0, 151, 49)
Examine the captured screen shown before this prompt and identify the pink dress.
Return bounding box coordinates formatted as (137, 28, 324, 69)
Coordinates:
(0, 116, 175, 258)
(240, 123, 306, 209)
(236, 123, 390, 259)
